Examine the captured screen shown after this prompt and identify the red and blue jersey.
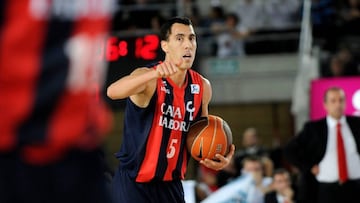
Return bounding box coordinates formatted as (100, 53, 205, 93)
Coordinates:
(0, 0, 112, 164)
(117, 65, 203, 182)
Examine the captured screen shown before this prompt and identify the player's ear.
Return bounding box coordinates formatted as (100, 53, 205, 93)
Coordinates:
(161, 40, 168, 53)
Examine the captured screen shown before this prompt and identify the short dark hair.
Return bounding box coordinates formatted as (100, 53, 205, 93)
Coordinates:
(273, 168, 290, 177)
(159, 17, 193, 41)
(241, 155, 262, 167)
(272, 168, 291, 182)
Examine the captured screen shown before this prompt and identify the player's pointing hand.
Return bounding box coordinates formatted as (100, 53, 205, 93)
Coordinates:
(155, 61, 178, 78)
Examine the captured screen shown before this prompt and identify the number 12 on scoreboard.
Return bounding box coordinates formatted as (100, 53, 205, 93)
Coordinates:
(98, 34, 160, 62)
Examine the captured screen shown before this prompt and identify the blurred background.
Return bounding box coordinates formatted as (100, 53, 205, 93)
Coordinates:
(102, 0, 360, 182)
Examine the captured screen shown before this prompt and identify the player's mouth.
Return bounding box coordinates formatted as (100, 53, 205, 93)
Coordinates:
(183, 54, 192, 59)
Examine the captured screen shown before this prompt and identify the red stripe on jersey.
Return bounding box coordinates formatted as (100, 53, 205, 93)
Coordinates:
(72, 13, 110, 37)
(136, 83, 166, 182)
(0, 0, 47, 152)
(22, 7, 111, 164)
(22, 92, 111, 164)
(50, 7, 110, 149)
(163, 83, 186, 181)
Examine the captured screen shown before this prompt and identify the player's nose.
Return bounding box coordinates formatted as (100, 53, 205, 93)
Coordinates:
(183, 39, 192, 49)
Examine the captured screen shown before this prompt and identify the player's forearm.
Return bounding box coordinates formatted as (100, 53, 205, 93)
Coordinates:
(107, 69, 158, 100)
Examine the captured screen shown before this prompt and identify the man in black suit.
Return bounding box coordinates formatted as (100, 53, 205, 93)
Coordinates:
(285, 87, 360, 203)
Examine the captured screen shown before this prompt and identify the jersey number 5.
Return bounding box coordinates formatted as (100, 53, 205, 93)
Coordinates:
(167, 138, 178, 158)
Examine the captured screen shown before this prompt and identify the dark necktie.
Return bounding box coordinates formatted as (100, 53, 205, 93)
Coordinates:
(337, 122, 348, 183)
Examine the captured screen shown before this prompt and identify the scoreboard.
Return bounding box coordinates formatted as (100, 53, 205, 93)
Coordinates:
(100, 34, 163, 62)
(101, 33, 164, 109)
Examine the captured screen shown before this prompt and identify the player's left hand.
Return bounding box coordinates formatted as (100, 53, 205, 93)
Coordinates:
(200, 144, 235, 171)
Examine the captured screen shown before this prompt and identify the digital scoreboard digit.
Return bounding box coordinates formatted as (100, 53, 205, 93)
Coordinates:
(101, 33, 164, 109)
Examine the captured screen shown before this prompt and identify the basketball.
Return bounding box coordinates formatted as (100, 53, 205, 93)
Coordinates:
(186, 115, 233, 161)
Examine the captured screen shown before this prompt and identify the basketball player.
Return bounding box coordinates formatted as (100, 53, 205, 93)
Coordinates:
(107, 17, 235, 203)
(0, 1, 113, 203)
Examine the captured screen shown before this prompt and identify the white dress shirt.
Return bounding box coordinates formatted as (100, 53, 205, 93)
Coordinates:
(246, 175, 272, 203)
(201, 174, 272, 203)
(276, 193, 289, 203)
(316, 116, 360, 182)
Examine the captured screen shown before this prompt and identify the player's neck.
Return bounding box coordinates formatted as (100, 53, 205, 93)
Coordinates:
(169, 70, 187, 88)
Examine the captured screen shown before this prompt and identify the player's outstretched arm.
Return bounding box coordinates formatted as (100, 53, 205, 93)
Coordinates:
(107, 67, 158, 100)
(107, 61, 178, 100)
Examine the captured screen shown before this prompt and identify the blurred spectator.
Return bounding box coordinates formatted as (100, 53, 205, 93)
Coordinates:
(237, 128, 268, 159)
(336, 46, 360, 75)
(211, 13, 250, 58)
(198, 5, 226, 56)
(196, 149, 239, 196)
(183, 0, 201, 27)
(150, 13, 166, 32)
(201, 156, 272, 203)
(242, 156, 273, 203)
(232, 0, 264, 30)
(200, 5, 226, 28)
(310, 0, 338, 51)
(339, 0, 360, 35)
(195, 165, 219, 201)
(321, 46, 360, 77)
(329, 55, 347, 77)
(340, 0, 360, 21)
(0, 1, 113, 203)
(263, 0, 301, 29)
(265, 168, 295, 203)
(234, 127, 274, 177)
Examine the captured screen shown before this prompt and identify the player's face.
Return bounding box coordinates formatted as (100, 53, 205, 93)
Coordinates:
(324, 89, 346, 120)
(163, 23, 197, 70)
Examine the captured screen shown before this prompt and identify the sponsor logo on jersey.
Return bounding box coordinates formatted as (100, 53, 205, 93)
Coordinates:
(158, 101, 195, 131)
(160, 81, 170, 94)
(160, 86, 170, 94)
(191, 84, 200, 94)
